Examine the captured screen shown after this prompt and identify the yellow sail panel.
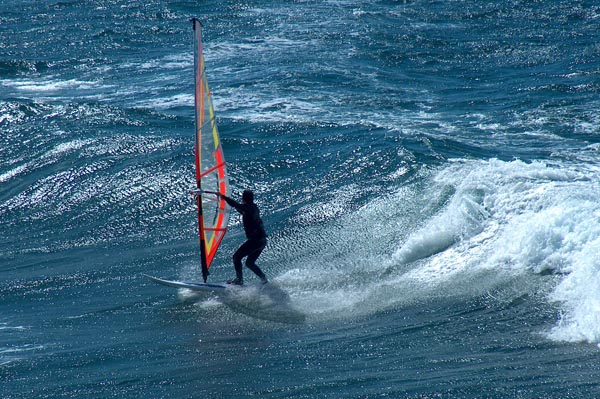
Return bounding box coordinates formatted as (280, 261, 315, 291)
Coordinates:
(207, 81, 221, 149)
(192, 18, 231, 282)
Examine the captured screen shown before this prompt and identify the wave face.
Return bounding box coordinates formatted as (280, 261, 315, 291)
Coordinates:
(2, 0, 600, 398)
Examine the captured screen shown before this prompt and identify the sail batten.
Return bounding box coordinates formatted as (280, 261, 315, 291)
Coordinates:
(192, 18, 231, 282)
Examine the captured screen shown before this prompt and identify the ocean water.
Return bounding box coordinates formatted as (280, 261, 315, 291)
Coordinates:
(2, 0, 600, 397)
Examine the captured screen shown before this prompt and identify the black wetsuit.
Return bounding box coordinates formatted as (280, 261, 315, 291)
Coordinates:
(222, 195, 267, 282)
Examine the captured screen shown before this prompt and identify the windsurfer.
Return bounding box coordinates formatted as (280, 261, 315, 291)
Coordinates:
(217, 190, 268, 285)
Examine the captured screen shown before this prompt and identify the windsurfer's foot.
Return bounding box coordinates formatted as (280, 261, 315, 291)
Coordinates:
(260, 277, 268, 285)
(227, 278, 243, 286)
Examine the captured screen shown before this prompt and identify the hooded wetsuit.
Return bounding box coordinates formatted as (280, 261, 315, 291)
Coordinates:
(222, 195, 267, 282)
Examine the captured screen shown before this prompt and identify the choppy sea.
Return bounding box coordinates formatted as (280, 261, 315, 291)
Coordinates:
(2, 1, 600, 398)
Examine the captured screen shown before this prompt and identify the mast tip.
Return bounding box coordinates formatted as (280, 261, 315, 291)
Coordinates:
(190, 17, 203, 28)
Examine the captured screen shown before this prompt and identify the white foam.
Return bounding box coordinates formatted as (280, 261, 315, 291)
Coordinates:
(391, 159, 600, 343)
(209, 36, 317, 59)
(0, 139, 92, 183)
(135, 93, 193, 110)
(0, 163, 28, 183)
(138, 53, 191, 71)
(269, 158, 600, 339)
(0, 323, 27, 331)
(548, 238, 600, 343)
(0, 343, 45, 366)
(0, 322, 39, 366)
(1, 77, 101, 92)
(213, 87, 324, 123)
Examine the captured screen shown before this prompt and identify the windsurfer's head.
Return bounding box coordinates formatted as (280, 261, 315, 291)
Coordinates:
(242, 189, 254, 204)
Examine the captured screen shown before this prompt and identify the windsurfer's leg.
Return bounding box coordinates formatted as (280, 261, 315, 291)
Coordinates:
(245, 239, 267, 282)
(232, 244, 249, 282)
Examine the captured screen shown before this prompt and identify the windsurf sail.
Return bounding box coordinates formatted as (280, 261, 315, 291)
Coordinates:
(192, 18, 231, 282)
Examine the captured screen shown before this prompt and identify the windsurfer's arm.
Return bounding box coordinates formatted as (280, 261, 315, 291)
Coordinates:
(223, 195, 243, 210)
(218, 194, 244, 213)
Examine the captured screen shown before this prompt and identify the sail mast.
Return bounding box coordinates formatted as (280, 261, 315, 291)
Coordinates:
(192, 18, 209, 282)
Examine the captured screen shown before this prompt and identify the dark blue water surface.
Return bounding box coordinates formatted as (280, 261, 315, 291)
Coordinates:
(2, 1, 600, 398)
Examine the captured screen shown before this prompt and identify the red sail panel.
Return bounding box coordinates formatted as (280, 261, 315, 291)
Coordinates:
(192, 19, 231, 281)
